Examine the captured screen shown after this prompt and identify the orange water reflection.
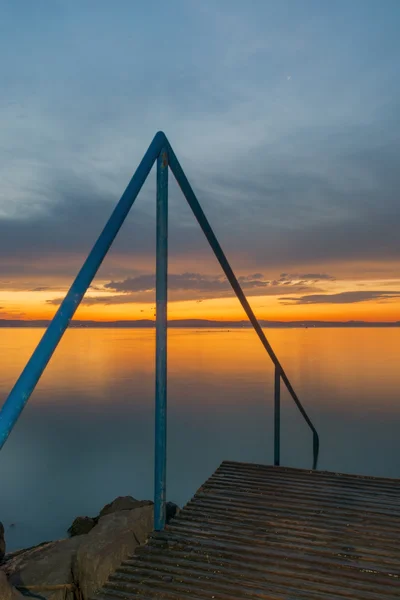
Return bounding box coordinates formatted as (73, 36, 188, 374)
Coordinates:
(0, 328, 399, 413)
(0, 327, 399, 552)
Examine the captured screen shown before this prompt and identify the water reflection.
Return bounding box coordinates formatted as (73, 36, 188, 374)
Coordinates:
(0, 327, 399, 550)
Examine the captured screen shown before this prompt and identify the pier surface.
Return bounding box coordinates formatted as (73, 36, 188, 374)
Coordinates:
(95, 461, 400, 599)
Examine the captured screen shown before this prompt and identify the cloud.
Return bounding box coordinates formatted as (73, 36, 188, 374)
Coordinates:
(105, 273, 232, 293)
(104, 272, 275, 294)
(278, 273, 335, 283)
(1, 118, 400, 285)
(238, 273, 264, 282)
(47, 271, 324, 305)
(280, 291, 400, 305)
(291, 273, 335, 281)
(1, 0, 400, 295)
(48, 272, 269, 305)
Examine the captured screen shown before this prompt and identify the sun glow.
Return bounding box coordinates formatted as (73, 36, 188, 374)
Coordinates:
(1, 278, 400, 323)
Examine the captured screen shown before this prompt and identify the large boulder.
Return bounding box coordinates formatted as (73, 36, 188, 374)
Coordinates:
(4, 537, 83, 600)
(0, 571, 25, 600)
(67, 496, 153, 537)
(98, 495, 152, 518)
(0, 521, 5, 562)
(74, 504, 153, 600)
(68, 516, 97, 537)
(166, 501, 180, 523)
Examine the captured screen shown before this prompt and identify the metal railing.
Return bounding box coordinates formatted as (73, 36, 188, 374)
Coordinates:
(0, 131, 319, 531)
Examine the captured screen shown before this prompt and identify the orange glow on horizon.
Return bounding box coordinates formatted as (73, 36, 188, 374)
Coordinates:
(1, 284, 400, 323)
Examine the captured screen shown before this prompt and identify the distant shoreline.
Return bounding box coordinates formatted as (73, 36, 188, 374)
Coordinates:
(1, 319, 399, 329)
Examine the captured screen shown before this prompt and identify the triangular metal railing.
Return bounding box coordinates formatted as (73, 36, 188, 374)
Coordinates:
(0, 132, 319, 530)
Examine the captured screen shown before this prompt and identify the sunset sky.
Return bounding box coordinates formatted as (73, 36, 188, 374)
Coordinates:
(1, 1, 400, 323)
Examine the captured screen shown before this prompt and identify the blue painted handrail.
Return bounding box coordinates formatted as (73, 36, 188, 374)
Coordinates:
(0, 132, 319, 530)
(165, 139, 319, 471)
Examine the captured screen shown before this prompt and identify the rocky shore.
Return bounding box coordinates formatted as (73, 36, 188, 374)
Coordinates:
(0, 496, 178, 599)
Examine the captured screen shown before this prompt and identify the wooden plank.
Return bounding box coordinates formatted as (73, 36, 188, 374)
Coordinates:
(93, 462, 400, 599)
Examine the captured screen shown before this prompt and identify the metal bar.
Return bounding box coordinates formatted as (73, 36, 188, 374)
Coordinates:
(154, 148, 169, 531)
(0, 129, 320, 472)
(313, 431, 320, 471)
(0, 131, 165, 451)
(274, 365, 280, 466)
(166, 140, 319, 469)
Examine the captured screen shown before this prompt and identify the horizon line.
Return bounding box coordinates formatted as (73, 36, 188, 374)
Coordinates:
(0, 318, 399, 328)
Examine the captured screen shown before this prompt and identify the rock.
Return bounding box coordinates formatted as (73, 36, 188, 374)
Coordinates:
(3, 541, 52, 564)
(0, 571, 25, 600)
(166, 502, 180, 523)
(4, 537, 83, 600)
(68, 516, 97, 537)
(0, 521, 5, 562)
(74, 504, 153, 600)
(98, 495, 152, 518)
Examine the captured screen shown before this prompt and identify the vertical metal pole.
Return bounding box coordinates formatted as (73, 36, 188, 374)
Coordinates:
(154, 148, 168, 531)
(274, 365, 281, 466)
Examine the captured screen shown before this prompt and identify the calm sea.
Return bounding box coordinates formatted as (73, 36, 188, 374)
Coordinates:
(0, 327, 399, 551)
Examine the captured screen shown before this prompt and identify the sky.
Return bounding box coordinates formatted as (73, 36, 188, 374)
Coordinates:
(1, 0, 400, 322)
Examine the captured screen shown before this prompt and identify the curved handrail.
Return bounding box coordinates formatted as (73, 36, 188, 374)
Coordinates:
(166, 139, 320, 470)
